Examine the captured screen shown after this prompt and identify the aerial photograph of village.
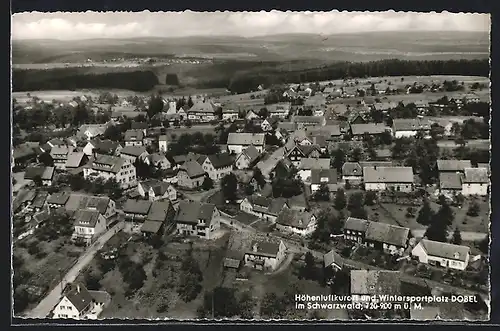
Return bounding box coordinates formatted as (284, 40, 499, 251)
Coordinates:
(11, 11, 491, 321)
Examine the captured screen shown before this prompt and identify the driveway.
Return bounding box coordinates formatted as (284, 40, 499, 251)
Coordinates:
(25, 221, 125, 319)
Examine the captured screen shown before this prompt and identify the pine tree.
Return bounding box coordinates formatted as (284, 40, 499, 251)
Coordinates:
(334, 188, 347, 210)
(451, 228, 462, 245)
(417, 199, 434, 226)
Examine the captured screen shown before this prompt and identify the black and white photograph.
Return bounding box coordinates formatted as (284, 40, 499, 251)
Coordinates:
(11, 10, 491, 321)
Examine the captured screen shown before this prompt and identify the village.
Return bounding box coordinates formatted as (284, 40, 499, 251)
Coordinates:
(12, 75, 490, 320)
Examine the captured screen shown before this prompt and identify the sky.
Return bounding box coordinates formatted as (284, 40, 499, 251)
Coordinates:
(12, 11, 490, 40)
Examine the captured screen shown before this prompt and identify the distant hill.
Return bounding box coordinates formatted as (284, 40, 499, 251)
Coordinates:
(12, 31, 489, 64)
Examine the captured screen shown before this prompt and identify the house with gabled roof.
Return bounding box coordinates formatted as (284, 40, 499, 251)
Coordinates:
(285, 143, 322, 168)
(234, 145, 262, 170)
(24, 166, 55, 186)
(177, 160, 206, 189)
(187, 100, 217, 123)
(72, 209, 107, 244)
(83, 139, 123, 156)
(141, 200, 176, 237)
(119, 145, 149, 165)
(46, 192, 70, 210)
(47, 138, 67, 149)
(198, 153, 234, 181)
(363, 166, 414, 192)
(261, 116, 280, 132)
(174, 200, 220, 239)
(292, 115, 326, 130)
(65, 193, 116, 220)
(239, 195, 289, 222)
(350, 123, 390, 138)
(323, 249, 344, 273)
(462, 167, 489, 196)
(65, 152, 89, 172)
(244, 240, 287, 271)
(50, 146, 75, 170)
(83, 154, 137, 189)
(124, 129, 145, 147)
(411, 239, 471, 271)
(392, 118, 432, 138)
(267, 102, 291, 119)
(310, 169, 339, 196)
(122, 199, 152, 221)
(137, 179, 177, 202)
(437, 159, 472, 173)
(439, 173, 463, 197)
(147, 152, 171, 170)
(297, 157, 330, 182)
(227, 133, 266, 154)
(275, 209, 317, 236)
(52, 283, 110, 320)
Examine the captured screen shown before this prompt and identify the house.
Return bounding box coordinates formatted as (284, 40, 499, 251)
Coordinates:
(343, 217, 410, 255)
(342, 162, 363, 184)
(285, 144, 322, 168)
(138, 179, 177, 202)
(245, 109, 259, 121)
(65, 152, 89, 172)
(244, 240, 287, 271)
(47, 138, 66, 148)
(267, 102, 291, 118)
(227, 133, 266, 154)
(46, 192, 70, 210)
(350, 270, 401, 301)
(78, 124, 107, 140)
(177, 161, 206, 189)
(222, 107, 240, 122)
(72, 209, 107, 244)
(64, 193, 116, 220)
(12, 189, 37, 213)
(439, 173, 463, 197)
(187, 100, 217, 123)
(277, 121, 296, 133)
(174, 201, 220, 239)
(239, 195, 289, 222)
(223, 250, 243, 270)
(13, 143, 38, 166)
(392, 118, 432, 138)
(83, 139, 123, 156)
(130, 122, 148, 135)
(323, 249, 344, 271)
(287, 193, 308, 212)
(261, 117, 280, 132)
(411, 239, 470, 271)
(119, 146, 149, 164)
(122, 199, 152, 221)
(350, 123, 390, 138)
(309, 124, 342, 141)
(275, 209, 317, 236)
(437, 159, 472, 173)
(24, 166, 55, 186)
(310, 169, 339, 197)
(462, 167, 489, 196)
(158, 135, 168, 153)
(297, 157, 331, 182)
(141, 200, 176, 236)
(146, 153, 171, 170)
(233, 169, 259, 192)
(363, 166, 414, 192)
(292, 115, 326, 129)
(284, 130, 313, 152)
(234, 145, 261, 170)
(52, 283, 94, 319)
(83, 154, 137, 189)
(124, 129, 145, 146)
(50, 146, 75, 170)
(255, 148, 285, 180)
(29, 191, 49, 213)
(198, 153, 234, 181)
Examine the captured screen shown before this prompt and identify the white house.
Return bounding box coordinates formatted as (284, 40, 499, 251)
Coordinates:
(72, 209, 107, 245)
(65, 193, 116, 220)
(267, 102, 291, 119)
(199, 153, 234, 181)
(363, 166, 414, 192)
(392, 118, 432, 138)
(462, 167, 489, 196)
(119, 146, 149, 165)
(124, 129, 145, 147)
(234, 145, 261, 170)
(147, 152, 171, 170)
(298, 158, 333, 182)
(239, 196, 289, 222)
(275, 209, 317, 236)
(174, 201, 220, 239)
(83, 139, 122, 156)
(244, 240, 287, 271)
(50, 146, 75, 170)
(158, 135, 168, 153)
(83, 154, 137, 189)
(411, 239, 471, 271)
(222, 108, 240, 122)
(137, 179, 178, 202)
(52, 283, 110, 320)
(227, 133, 266, 154)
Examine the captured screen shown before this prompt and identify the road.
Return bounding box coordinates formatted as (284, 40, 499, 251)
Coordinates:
(437, 139, 489, 149)
(26, 221, 125, 319)
(220, 213, 489, 302)
(411, 229, 487, 242)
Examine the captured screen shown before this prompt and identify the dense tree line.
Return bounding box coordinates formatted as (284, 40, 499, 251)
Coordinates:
(227, 59, 489, 94)
(13, 69, 160, 92)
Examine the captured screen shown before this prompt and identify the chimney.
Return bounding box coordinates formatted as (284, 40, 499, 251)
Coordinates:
(252, 243, 258, 252)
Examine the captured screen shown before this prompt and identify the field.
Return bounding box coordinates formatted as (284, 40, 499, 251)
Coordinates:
(14, 236, 85, 310)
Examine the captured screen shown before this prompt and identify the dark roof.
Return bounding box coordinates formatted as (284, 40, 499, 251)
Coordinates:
(90, 154, 125, 173)
(13, 189, 37, 211)
(437, 160, 472, 172)
(47, 192, 70, 205)
(31, 191, 49, 209)
(174, 201, 216, 225)
(120, 145, 147, 157)
(344, 217, 369, 232)
(364, 222, 410, 247)
(73, 209, 102, 228)
(324, 249, 344, 268)
(179, 160, 206, 178)
(65, 194, 110, 214)
(131, 122, 149, 130)
(275, 209, 314, 229)
(65, 152, 87, 168)
(418, 239, 470, 262)
(147, 200, 172, 222)
(91, 139, 121, 154)
(298, 158, 330, 171)
(392, 118, 431, 131)
(123, 199, 152, 215)
(351, 123, 389, 135)
(463, 168, 489, 183)
(311, 169, 338, 185)
(140, 220, 163, 234)
(124, 129, 144, 142)
(24, 166, 54, 181)
(363, 166, 414, 183)
(206, 153, 234, 169)
(292, 116, 324, 124)
(64, 283, 93, 312)
(241, 145, 260, 163)
(342, 162, 363, 177)
(227, 133, 265, 146)
(439, 173, 463, 190)
(247, 240, 280, 258)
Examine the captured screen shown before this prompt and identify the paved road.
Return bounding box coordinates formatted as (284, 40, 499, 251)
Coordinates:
(411, 229, 487, 242)
(26, 221, 125, 319)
